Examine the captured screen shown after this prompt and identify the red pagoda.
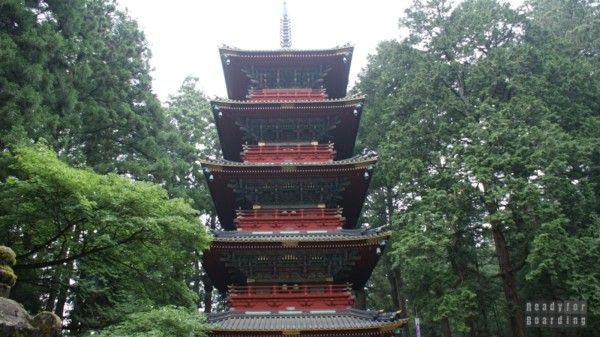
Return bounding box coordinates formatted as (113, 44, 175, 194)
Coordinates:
(201, 3, 406, 336)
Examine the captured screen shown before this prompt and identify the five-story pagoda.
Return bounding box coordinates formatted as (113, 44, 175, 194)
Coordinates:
(202, 3, 407, 336)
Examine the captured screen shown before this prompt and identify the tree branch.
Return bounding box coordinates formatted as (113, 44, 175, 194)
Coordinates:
(14, 228, 148, 270)
(16, 218, 85, 259)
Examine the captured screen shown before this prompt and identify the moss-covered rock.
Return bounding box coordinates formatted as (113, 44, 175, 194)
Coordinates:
(0, 298, 62, 337)
(0, 247, 59, 335)
(0, 297, 36, 336)
(32, 312, 62, 337)
(0, 284, 10, 299)
(0, 246, 17, 298)
(0, 265, 17, 287)
(0, 246, 16, 267)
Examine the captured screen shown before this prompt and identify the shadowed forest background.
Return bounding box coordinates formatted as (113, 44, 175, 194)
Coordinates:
(0, 0, 598, 336)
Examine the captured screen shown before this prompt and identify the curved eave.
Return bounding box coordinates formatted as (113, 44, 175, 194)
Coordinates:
(219, 46, 354, 100)
(208, 238, 385, 249)
(211, 230, 391, 244)
(211, 320, 408, 333)
(201, 155, 376, 169)
(203, 235, 387, 291)
(211, 98, 364, 161)
(208, 309, 407, 334)
(212, 95, 364, 105)
(219, 44, 354, 57)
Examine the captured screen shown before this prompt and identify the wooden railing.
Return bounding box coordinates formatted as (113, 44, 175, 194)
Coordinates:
(228, 283, 354, 310)
(234, 208, 345, 231)
(247, 88, 327, 101)
(241, 143, 335, 163)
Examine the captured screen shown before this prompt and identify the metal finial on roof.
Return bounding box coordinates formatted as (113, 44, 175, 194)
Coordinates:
(280, 1, 292, 48)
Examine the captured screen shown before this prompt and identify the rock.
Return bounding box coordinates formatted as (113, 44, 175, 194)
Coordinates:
(32, 311, 62, 337)
(0, 284, 10, 298)
(0, 297, 62, 337)
(0, 246, 16, 267)
(0, 246, 17, 299)
(0, 297, 35, 336)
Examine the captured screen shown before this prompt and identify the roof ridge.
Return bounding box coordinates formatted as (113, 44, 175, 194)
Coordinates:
(200, 154, 377, 167)
(219, 43, 354, 53)
(211, 95, 365, 104)
(211, 231, 390, 243)
(207, 308, 408, 332)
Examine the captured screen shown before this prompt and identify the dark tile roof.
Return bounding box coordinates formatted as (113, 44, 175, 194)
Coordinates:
(212, 227, 390, 243)
(200, 154, 377, 168)
(208, 309, 407, 332)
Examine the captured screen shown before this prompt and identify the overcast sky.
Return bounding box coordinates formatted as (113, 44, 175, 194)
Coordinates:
(116, 0, 414, 101)
(117, 0, 522, 102)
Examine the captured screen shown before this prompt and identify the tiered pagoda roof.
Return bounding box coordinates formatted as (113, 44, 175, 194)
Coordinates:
(203, 227, 390, 291)
(201, 5, 406, 336)
(219, 44, 354, 100)
(211, 96, 364, 161)
(208, 309, 406, 336)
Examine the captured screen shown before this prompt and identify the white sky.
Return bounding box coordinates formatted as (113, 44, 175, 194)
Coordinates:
(117, 0, 522, 102)
(117, 0, 412, 101)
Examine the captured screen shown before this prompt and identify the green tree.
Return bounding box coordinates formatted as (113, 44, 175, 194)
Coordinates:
(0, 144, 211, 333)
(356, 0, 600, 336)
(163, 76, 219, 213)
(0, 0, 175, 181)
(0, 0, 70, 149)
(163, 76, 220, 313)
(55, 0, 168, 178)
(1, 0, 221, 333)
(93, 305, 211, 337)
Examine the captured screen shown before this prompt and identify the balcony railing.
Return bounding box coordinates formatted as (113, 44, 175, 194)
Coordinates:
(234, 208, 345, 231)
(241, 143, 335, 163)
(228, 283, 354, 310)
(247, 88, 327, 101)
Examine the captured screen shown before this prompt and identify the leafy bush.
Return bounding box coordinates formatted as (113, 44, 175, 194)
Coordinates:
(93, 306, 212, 337)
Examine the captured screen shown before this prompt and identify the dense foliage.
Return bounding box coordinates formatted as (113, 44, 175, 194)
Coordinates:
(94, 306, 211, 337)
(0, 145, 212, 333)
(0, 0, 217, 335)
(0, 0, 216, 208)
(356, 1, 600, 337)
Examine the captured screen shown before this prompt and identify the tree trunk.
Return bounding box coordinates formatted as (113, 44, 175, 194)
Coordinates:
(202, 273, 213, 313)
(468, 317, 480, 337)
(54, 281, 69, 318)
(491, 221, 526, 337)
(480, 184, 527, 337)
(193, 253, 203, 309)
(45, 269, 59, 312)
(384, 187, 410, 337)
(441, 316, 453, 337)
(392, 268, 410, 337)
(209, 214, 217, 230)
(392, 269, 408, 316)
(387, 263, 399, 306)
(353, 288, 366, 310)
(448, 231, 479, 337)
(385, 186, 395, 224)
(50, 244, 74, 317)
(473, 245, 491, 337)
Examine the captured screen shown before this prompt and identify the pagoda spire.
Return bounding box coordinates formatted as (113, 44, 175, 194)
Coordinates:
(280, 1, 292, 48)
